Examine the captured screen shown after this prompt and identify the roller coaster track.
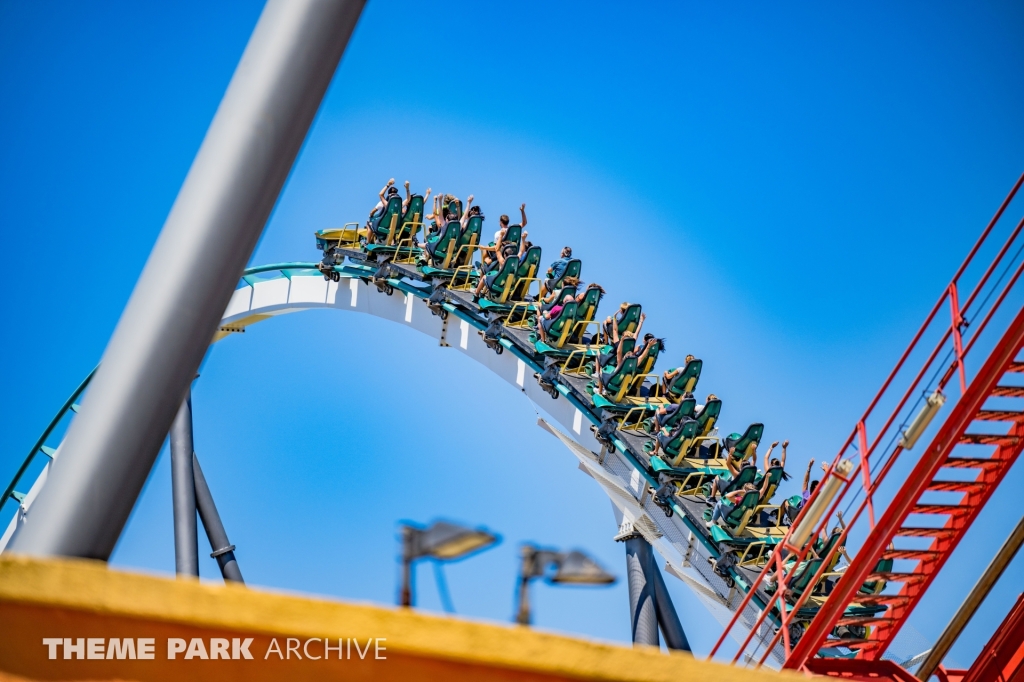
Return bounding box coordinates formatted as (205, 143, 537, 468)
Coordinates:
(0, 259, 789, 662)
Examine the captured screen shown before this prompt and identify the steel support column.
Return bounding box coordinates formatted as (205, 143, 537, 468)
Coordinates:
(651, 557, 691, 652)
(192, 453, 243, 584)
(625, 536, 659, 647)
(10, 0, 365, 560)
(169, 393, 199, 577)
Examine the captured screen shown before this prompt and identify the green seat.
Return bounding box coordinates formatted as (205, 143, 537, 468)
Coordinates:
(453, 215, 483, 267)
(860, 557, 893, 595)
(592, 355, 638, 404)
(372, 195, 404, 244)
(422, 220, 462, 268)
(666, 359, 702, 400)
(652, 396, 697, 433)
(566, 284, 605, 344)
(657, 417, 700, 464)
(502, 224, 522, 246)
(399, 195, 425, 244)
(446, 198, 463, 220)
(598, 336, 635, 369)
(706, 489, 762, 543)
(482, 255, 521, 303)
(512, 245, 542, 299)
(785, 558, 825, 600)
(546, 257, 581, 289)
(727, 423, 764, 460)
(694, 398, 722, 437)
(755, 465, 785, 504)
(535, 299, 579, 348)
(607, 303, 642, 339)
(541, 283, 578, 314)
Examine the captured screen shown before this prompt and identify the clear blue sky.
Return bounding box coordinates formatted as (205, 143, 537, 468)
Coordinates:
(1, 0, 1023, 663)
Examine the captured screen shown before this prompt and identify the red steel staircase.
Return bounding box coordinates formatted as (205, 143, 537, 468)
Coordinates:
(710, 172, 1024, 675)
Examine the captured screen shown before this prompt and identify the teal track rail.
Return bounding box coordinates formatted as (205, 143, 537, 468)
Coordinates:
(1, 366, 97, 512)
(2, 261, 759, 612)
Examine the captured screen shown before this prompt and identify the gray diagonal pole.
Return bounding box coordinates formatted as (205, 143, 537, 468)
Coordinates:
(10, 0, 365, 560)
(170, 393, 199, 577)
(650, 558, 691, 652)
(625, 536, 659, 647)
(192, 453, 243, 583)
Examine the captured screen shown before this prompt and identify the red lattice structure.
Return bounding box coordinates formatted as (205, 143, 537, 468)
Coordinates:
(709, 172, 1024, 675)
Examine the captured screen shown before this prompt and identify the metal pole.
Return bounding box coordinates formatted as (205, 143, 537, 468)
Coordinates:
(625, 535, 659, 647)
(651, 558, 691, 652)
(10, 0, 365, 560)
(400, 526, 414, 607)
(192, 453, 243, 584)
(917, 512, 1024, 680)
(169, 393, 199, 577)
(515, 547, 536, 625)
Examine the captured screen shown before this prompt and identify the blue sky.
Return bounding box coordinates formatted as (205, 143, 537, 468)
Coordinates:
(2, 0, 1024, 663)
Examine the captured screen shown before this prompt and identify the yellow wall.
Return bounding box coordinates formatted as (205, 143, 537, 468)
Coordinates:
(0, 556, 793, 682)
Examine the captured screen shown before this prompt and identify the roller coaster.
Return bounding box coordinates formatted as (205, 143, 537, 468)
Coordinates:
(4, 173, 1024, 681)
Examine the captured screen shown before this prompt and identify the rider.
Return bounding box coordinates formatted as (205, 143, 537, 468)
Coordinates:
(472, 239, 521, 300)
(539, 246, 573, 299)
(709, 483, 758, 527)
(709, 439, 773, 500)
(780, 458, 823, 524)
(660, 354, 696, 392)
(537, 293, 575, 343)
(594, 332, 657, 396)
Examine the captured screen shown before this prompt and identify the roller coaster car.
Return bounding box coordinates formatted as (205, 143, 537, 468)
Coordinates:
(421, 215, 483, 278)
(366, 194, 425, 261)
(479, 245, 542, 316)
(702, 489, 788, 557)
(315, 224, 367, 280)
(776, 553, 894, 647)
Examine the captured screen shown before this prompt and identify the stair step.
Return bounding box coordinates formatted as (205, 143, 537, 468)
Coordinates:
(943, 456, 1002, 470)
(896, 526, 957, 539)
(868, 571, 927, 584)
(1005, 362, 1024, 374)
(822, 638, 881, 650)
(856, 594, 911, 606)
(991, 385, 1024, 398)
(960, 433, 1019, 446)
(836, 615, 895, 627)
(927, 480, 987, 494)
(911, 504, 968, 516)
(975, 409, 1024, 422)
(883, 548, 940, 561)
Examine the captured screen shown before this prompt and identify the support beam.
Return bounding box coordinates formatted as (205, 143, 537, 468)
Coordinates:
(625, 536, 659, 647)
(918, 511, 1024, 680)
(10, 0, 365, 560)
(169, 394, 199, 577)
(192, 454, 243, 584)
(651, 559, 691, 652)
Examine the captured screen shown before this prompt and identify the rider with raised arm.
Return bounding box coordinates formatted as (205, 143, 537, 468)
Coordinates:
(595, 332, 657, 396)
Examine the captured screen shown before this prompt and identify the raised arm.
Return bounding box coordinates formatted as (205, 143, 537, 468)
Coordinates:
(461, 194, 475, 228)
(763, 441, 778, 472)
(379, 178, 395, 204)
(803, 458, 815, 493)
(634, 311, 646, 338)
(780, 440, 789, 468)
(519, 202, 527, 228)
